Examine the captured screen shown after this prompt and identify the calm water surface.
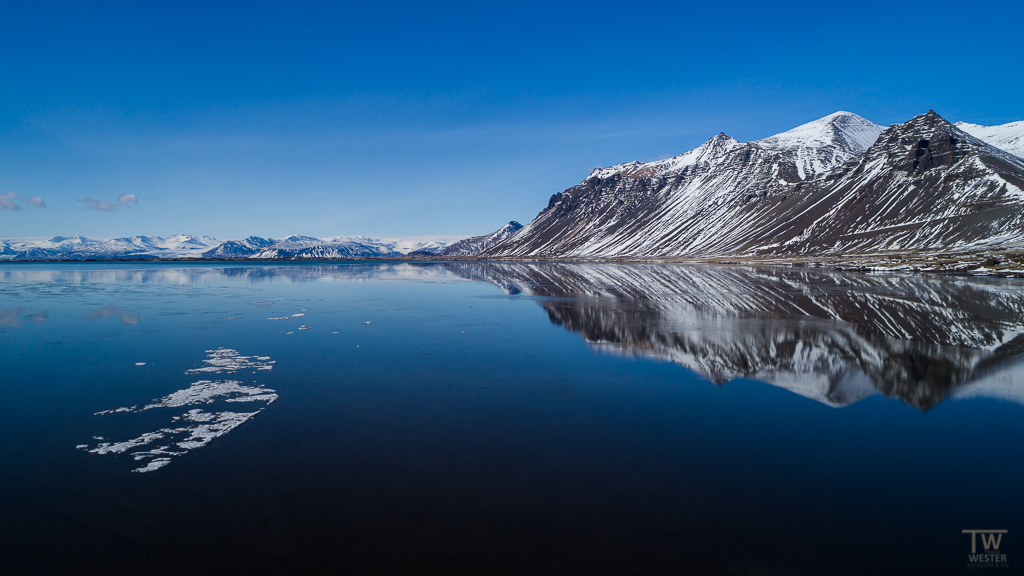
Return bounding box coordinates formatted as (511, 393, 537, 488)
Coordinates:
(1, 261, 1022, 575)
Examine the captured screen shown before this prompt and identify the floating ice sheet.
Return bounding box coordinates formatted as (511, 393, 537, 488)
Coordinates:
(142, 380, 277, 410)
(185, 348, 275, 374)
(80, 348, 277, 473)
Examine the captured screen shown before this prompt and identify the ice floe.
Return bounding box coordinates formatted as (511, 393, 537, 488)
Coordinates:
(79, 348, 277, 473)
(94, 405, 136, 415)
(185, 347, 275, 374)
(140, 380, 277, 410)
(133, 458, 172, 473)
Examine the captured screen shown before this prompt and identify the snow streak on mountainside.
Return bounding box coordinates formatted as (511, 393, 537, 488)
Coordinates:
(485, 111, 1024, 259)
(438, 222, 523, 257)
(956, 120, 1024, 159)
(446, 262, 1024, 410)
(0, 235, 221, 260)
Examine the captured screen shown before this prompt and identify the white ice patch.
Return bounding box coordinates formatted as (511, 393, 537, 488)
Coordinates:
(81, 349, 277, 473)
(174, 409, 260, 449)
(87, 431, 170, 455)
(185, 347, 275, 374)
(94, 380, 277, 414)
(142, 380, 277, 410)
(133, 458, 172, 473)
(94, 405, 136, 415)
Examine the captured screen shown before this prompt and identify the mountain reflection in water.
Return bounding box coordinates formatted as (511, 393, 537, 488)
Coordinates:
(445, 262, 1024, 410)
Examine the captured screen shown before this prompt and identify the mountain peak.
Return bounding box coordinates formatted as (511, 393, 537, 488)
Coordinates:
(281, 234, 320, 243)
(863, 109, 1024, 180)
(756, 111, 882, 154)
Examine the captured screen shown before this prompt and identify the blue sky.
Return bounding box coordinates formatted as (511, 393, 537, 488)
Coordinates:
(1, 0, 1021, 239)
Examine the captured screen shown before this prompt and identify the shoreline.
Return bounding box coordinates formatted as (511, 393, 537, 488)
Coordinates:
(2, 250, 1023, 277)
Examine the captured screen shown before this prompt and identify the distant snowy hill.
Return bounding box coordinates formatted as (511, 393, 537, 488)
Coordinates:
(242, 235, 403, 259)
(0, 234, 459, 261)
(956, 120, 1024, 159)
(438, 222, 523, 257)
(0, 234, 221, 260)
(201, 236, 274, 258)
(201, 235, 457, 259)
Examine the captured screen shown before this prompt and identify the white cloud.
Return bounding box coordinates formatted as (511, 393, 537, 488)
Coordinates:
(80, 193, 140, 212)
(0, 191, 24, 212)
(24, 196, 46, 208)
(80, 198, 121, 212)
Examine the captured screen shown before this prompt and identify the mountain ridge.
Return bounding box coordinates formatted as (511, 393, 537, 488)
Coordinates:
(438, 222, 524, 257)
(483, 110, 1024, 263)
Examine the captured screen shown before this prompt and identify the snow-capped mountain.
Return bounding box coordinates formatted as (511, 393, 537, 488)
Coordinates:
(245, 235, 403, 259)
(0, 233, 458, 260)
(0, 235, 221, 260)
(956, 120, 1024, 159)
(764, 111, 1024, 255)
(484, 111, 883, 257)
(201, 235, 455, 259)
(438, 221, 523, 257)
(202, 236, 274, 258)
(484, 110, 1024, 259)
(446, 262, 1024, 410)
(378, 237, 453, 255)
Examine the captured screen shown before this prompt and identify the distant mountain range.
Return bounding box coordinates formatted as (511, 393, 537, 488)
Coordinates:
(0, 234, 454, 261)
(0, 234, 222, 260)
(2, 110, 1022, 267)
(201, 235, 450, 259)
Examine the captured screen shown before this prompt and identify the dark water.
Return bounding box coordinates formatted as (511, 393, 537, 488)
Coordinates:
(1, 261, 1022, 575)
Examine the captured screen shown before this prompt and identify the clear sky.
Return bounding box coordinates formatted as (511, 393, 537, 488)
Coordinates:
(1, 0, 1021, 240)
